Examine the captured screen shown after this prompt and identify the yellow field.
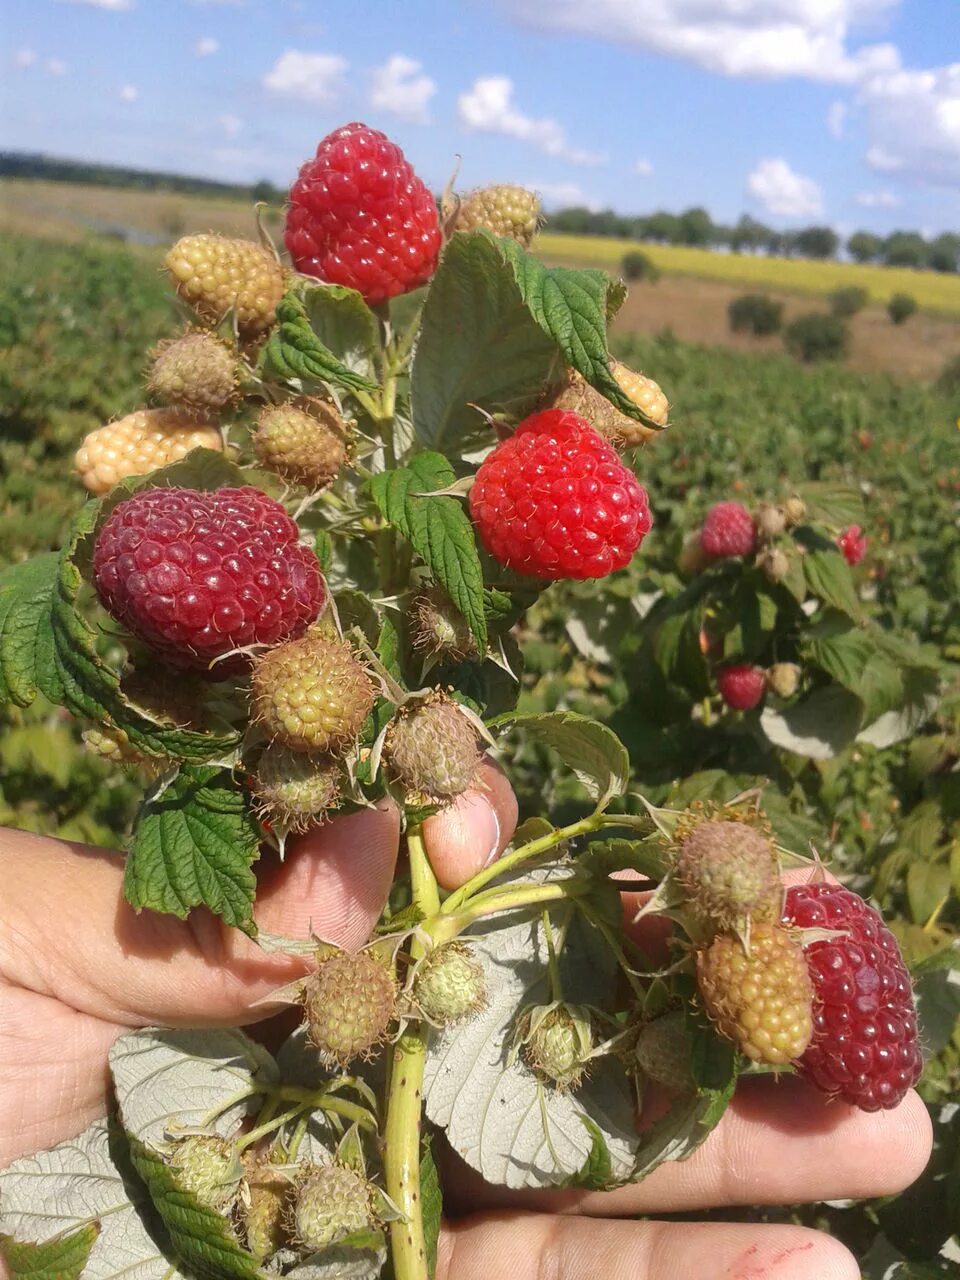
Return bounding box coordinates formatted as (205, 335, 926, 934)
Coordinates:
(538, 232, 960, 317)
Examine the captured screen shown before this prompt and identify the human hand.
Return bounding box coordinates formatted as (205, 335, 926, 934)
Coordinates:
(0, 784, 931, 1280)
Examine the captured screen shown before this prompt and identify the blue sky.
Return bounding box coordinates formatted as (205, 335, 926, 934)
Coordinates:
(3, 0, 959, 236)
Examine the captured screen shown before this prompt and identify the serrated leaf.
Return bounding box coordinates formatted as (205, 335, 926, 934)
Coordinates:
(856, 669, 941, 749)
(301, 283, 380, 384)
(801, 545, 863, 621)
(805, 615, 877, 692)
(124, 766, 261, 935)
(286, 1240, 386, 1280)
(565, 1118, 614, 1190)
(370, 453, 486, 650)
(262, 291, 377, 394)
(576, 837, 667, 881)
(630, 1091, 729, 1183)
(423, 899, 638, 1189)
(491, 710, 629, 811)
(794, 482, 865, 528)
(0, 1121, 186, 1280)
(110, 1028, 277, 1146)
(0, 553, 59, 707)
(410, 231, 558, 454)
(499, 238, 658, 428)
(126, 1135, 260, 1280)
(0, 1223, 100, 1280)
(419, 1135, 442, 1280)
(759, 683, 863, 759)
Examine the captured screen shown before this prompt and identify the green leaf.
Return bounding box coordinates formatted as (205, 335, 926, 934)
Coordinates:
(301, 282, 380, 385)
(805, 615, 877, 692)
(491, 709, 629, 811)
(370, 452, 487, 650)
(794, 482, 865, 528)
(0, 553, 59, 707)
(0, 1224, 100, 1280)
(262, 290, 378, 394)
(126, 1135, 260, 1280)
(410, 231, 558, 453)
(912, 949, 960, 1056)
(499, 238, 657, 427)
(759, 684, 863, 759)
(576, 837, 667, 881)
(566, 1118, 614, 1190)
(124, 767, 261, 935)
(800, 544, 864, 621)
(906, 861, 951, 926)
(419, 1135, 442, 1280)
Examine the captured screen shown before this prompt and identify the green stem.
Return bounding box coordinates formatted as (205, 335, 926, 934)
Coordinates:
(385, 827, 438, 1280)
(429, 880, 577, 944)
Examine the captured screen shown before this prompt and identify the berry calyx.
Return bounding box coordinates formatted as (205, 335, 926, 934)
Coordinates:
(292, 1164, 376, 1252)
(75, 409, 222, 497)
(783, 882, 922, 1111)
(166, 1135, 243, 1213)
(251, 744, 341, 832)
(455, 184, 541, 247)
(165, 234, 285, 339)
(696, 925, 814, 1065)
(383, 694, 482, 802)
(837, 524, 868, 566)
(700, 501, 757, 559)
(675, 820, 781, 934)
(252, 400, 348, 492)
(766, 662, 801, 699)
(469, 409, 652, 580)
(285, 122, 441, 306)
(413, 942, 487, 1026)
(717, 664, 766, 711)
(147, 333, 239, 418)
(302, 949, 398, 1067)
(93, 486, 324, 678)
(251, 631, 375, 753)
(633, 1011, 695, 1094)
(518, 1003, 593, 1090)
(410, 589, 478, 661)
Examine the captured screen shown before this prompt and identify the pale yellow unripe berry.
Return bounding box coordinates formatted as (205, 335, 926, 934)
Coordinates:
(165, 234, 285, 338)
(74, 409, 222, 495)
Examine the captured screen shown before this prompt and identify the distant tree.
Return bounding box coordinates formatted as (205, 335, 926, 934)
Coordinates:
(883, 231, 928, 269)
(887, 292, 918, 324)
(784, 313, 848, 362)
(828, 286, 869, 318)
(252, 179, 280, 203)
(729, 215, 771, 255)
(677, 205, 714, 246)
(728, 294, 783, 336)
(928, 232, 960, 273)
(847, 231, 883, 263)
(710, 222, 733, 249)
(620, 250, 661, 283)
(551, 206, 595, 234)
(793, 226, 839, 259)
(645, 211, 682, 243)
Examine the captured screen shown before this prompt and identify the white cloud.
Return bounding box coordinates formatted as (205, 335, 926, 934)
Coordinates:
(218, 113, 242, 138)
(532, 181, 600, 209)
(118, 83, 138, 102)
(747, 157, 824, 218)
(633, 157, 654, 176)
(855, 189, 900, 206)
(14, 49, 37, 68)
(61, 0, 134, 9)
(370, 55, 436, 123)
(859, 63, 960, 186)
(194, 37, 219, 57)
(46, 58, 68, 75)
(262, 50, 348, 104)
(827, 100, 848, 137)
(499, 0, 901, 83)
(458, 76, 605, 165)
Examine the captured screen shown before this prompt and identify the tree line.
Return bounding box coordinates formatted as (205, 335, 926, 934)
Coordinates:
(551, 206, 960, 273)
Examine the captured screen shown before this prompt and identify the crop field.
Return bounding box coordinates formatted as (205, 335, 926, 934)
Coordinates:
(0, 219, 958, 1276)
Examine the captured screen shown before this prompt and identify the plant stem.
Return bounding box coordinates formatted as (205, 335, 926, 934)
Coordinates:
(429, 880, 577, 944)
(384, 827, 438, 1280)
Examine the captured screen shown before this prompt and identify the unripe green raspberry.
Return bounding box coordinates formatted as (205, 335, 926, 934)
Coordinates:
(759, 546, 790, 582)
(252, 632, 376, 755)
(696, 925, 813, 1065)
(292, 1165, 375, 1252)
(167, 1135, 243, 1213)
(519, 1003, 593, 1090)
(241, 1154, 292, 1261)
(755, 503, 787, 539)
(411, 589, 477, 661)
(413, 942, 487, 1026)
(252, 400, 348, 492)
(766, 662, 801, 699)
(383, 694, 481, 802)
(251, 744, 341, 832)
(302, 949, 398, 1067)
(783, 495, 807, 526)
(147, 333, 239, 417)
(456, 185, 541, 247)
(676, 820, 781, 934)
(634, 1011, 695, 1094)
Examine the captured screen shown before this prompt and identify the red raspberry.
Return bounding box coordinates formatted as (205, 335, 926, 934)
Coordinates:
(93, 487, 324, 678)
(717, 663, 766, 710)
(837, 523, 867, 566)
(285, 122, 441, 306)
(783, 882, 922, 1111)
(469, 409, 652, 580)
(700, 501, 757, 559)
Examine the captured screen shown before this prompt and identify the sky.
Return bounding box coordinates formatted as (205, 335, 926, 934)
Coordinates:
(3, 0, 960, 237)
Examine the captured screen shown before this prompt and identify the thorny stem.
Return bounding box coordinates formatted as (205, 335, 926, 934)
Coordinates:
(385, 826, 439, 1280)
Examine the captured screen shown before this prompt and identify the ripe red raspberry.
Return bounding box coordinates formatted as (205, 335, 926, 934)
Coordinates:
(837, 523, 867, 566)
(93, 487, 324, 678)
(285, 122, 441, 306)
(469, 409, 652, 580)
(717, 663, 766, 710)
(783, 882, 922, 1111)
(700, 501, 757, 559)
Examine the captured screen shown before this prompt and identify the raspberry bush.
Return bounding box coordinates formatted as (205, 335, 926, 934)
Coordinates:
(0, 124, 955, 1280)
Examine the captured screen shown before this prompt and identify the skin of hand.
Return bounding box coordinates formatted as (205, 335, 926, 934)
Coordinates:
(0, 761, 932, 1280)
